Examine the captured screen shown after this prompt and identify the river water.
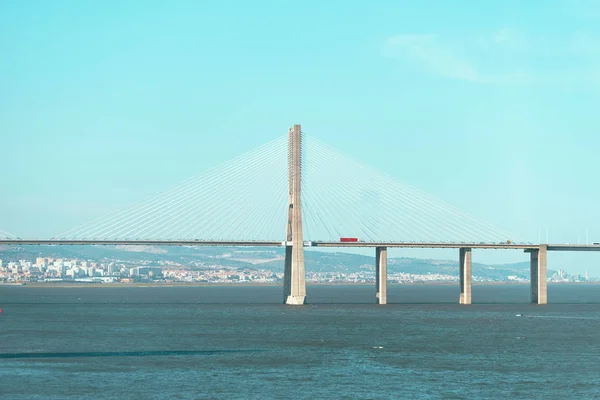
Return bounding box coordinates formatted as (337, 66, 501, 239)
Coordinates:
(1, 284, 599, 399)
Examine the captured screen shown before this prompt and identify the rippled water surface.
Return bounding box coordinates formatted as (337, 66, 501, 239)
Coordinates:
(1, 284, 600, 399)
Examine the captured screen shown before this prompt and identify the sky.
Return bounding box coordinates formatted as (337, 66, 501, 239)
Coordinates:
(1, 0, 600, 273)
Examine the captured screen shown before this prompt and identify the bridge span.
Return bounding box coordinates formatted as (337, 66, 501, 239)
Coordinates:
(2, 239, 599, 252)
(2, 125, 598, 306)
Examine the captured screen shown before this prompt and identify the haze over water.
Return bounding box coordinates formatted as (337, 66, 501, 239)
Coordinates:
(2, 284, 600, 399)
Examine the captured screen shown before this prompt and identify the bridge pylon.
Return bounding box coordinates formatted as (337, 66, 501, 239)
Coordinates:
(283, 124, 306, 305)
(530, 245, 548, 304)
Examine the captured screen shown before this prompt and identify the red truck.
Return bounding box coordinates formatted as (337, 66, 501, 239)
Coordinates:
(340, 237, 360, 243)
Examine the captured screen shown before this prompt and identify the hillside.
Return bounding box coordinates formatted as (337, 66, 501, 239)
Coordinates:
(0, 245, 536, 280)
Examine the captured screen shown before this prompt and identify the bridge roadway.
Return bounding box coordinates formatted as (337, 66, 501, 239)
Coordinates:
(1, 239, 599, 251)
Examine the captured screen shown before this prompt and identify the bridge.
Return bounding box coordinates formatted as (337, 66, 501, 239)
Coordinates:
(1, 125, 598, 305)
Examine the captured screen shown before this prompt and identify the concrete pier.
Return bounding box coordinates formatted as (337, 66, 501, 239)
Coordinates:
(459, 248, 472, 304)
(283, 125, 306, 305)
(375, 247, 387, 304)
(530, 245, 548, 304)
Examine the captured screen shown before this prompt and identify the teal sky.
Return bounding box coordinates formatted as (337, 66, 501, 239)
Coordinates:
(1, 0, 599, 272)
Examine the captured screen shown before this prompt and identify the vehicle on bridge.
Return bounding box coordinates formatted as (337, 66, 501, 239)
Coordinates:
(340, 237, 360, 243)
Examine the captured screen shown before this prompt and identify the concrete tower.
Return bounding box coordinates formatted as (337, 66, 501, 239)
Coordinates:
(283, 124, 306, 305)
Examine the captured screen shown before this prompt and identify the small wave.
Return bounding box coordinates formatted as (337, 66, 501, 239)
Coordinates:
(521, 315, 600, 320)
(0, 349, 264, 359)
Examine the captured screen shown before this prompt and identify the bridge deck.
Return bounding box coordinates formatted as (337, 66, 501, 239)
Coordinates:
(547, 244, 600, 251)
(1, 240, 600, 251)
(0, 240, 282, 247)
(3, 239, 599, 251)
(310, 242, 539, 250)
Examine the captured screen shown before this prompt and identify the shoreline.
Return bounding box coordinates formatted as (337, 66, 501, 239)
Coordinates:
(3, 281, 598, 288)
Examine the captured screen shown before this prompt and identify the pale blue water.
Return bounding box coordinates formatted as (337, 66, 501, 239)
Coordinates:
(1, 284, 600, 399)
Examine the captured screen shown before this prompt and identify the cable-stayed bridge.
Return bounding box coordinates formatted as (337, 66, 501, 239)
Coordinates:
(1, 125, 598, 305)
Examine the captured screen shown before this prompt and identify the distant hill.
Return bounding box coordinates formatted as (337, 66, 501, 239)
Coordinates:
(0, 245, 539, 280)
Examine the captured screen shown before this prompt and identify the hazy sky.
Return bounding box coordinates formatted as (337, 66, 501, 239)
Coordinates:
(1, 0, 599, 272)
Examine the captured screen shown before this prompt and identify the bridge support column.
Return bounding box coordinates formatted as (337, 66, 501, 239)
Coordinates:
(530, 245, 548, 304)
(283, 124, 306, 305)
(459, 248, 472, 305)
(375, 247, 387, 304)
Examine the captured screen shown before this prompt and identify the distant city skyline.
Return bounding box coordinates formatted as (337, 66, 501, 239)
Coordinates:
(0, 247, 592, 284)
(1, 1, 599, 272)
